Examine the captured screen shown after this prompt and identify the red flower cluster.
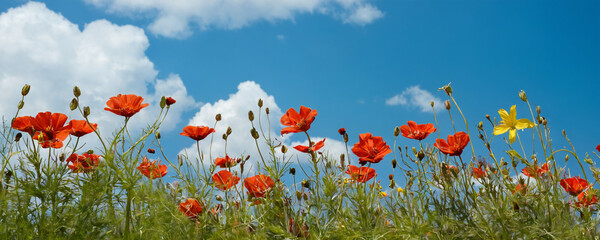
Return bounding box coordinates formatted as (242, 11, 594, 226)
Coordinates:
(137, 157, 168, 179)
(66, 153, 101, 173)
(472, 167, 487, 179)
(434, 132, 470, 156)
(104, 94, 149, 118)
(12, 112, 71, 148)
(522, 162, 549, 178)
(400, 121, 436, 140)
(345, 165, 376, 183)
(280, 106, 317, 135)
(213, 170, 241, 190)
(244, 174, 275, 199)
(180, 125, 215, 141)
(575, 191, 598, 208)
(351, 133, 391, 165)
(294, 139, 325, 153)
(179, 198, 203, 218)
(214, 155, 239, 168)
(560, 177, 588, 196)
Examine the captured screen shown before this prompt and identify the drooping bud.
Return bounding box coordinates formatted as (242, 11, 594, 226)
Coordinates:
(17, 101, 24, 110)
(391, 159, 397, 168)
(444, 100, 451, 110)
(70, 98, 78, 111)
(222, 133, 228, 140)
(226, 126, 232, 136)
(394, 127, 400, 137)
(518, 90, 527, 102)
(215, 113, 222, 122)
(83, 106, 90, 118)
(160, 96, 166, 109)
(14, 133, 22, 142)
(21, 84, 30, 96)
(281, 145, 288, 153)
(289, 168, 296, 175)
(248, 111, 254, 121)
(258, 98, 263, 108)
(301, 179, 310, 189)
(250, 128, 259, 139)
(73, 86, 81, 98)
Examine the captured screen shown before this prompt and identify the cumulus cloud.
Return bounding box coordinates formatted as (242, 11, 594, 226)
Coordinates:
(386, 86, 443, 113)
(179, 81, 347, 174)
(0, 2, 197, 146)
(84, 0, 384, 38)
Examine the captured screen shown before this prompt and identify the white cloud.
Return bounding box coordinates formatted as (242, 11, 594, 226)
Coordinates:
(84, 0, 384, 38)
(277, 34, 286, 40)
(0, 2, 197, 148)
(386, 85, 443, 113)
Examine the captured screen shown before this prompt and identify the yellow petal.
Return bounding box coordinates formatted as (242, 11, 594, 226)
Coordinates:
(509, 105, 517, 121)
(515, 118, 536, 130)
(493, 124, 510, 135)
(509, 129, 516, 144)
(498, 108, 510, 122)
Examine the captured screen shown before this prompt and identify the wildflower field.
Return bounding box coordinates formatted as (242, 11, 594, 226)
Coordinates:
(1, 83, 599, 239)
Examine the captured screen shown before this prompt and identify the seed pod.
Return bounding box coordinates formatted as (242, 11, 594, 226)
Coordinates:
(281, 145, 288, 153)
(518, 90, 527, 102)
(391, 159, 397, 168)
(215, 113, 222, 121)
(14, 133, 22, 142)
(444, 100, 451, 110)
(248, 111, 254, 121)
(21, 84, 30, 96)
(226, 126, 232, 136)
(258, 99, 263, 107)
(289, 168, 296, 175)
(160, 96, 166, 109)
(394, 127, 400, 137)
(83, 106, 90, 118)
(73, 86, 81, 97)
(17, 101, 24, 110)
(70, 98, 78, 111)
(250, 128, 259, 139)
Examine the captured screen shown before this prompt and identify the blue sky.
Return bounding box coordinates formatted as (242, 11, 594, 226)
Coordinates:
(0, 0, 598, 183)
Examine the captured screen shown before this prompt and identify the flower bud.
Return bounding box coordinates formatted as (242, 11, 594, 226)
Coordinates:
(518, 90, 527, 102)
(391, 159, 397, 168)
(87, 150, 94, 154)
(248, 111, 254, 121)
(17, 101, 24, 110)
(536, 106, 541, 115)
(296, 191, 302, 201)
(73, 86, 81, 98)
(440, 84, 452, 96)
(303, 193, 309, 201)
(21, 84, 30, 96)
(444, 100, 451, 110)
(338, 128, 346, 135)
(258, 98, 263, 108)
(226, 126, 232, 136)
(155, 131, 161, 139)
(215, 113, 222, 122)
(398, 146, 402, 153)
(542, 119, 547, 126)
(281, 145, 288, 153)
(250, 128, 259, 139)
(265, 107, 270, 115)
(343, 133, 348, 143)
(59, 153, 66, 162)
(417, 150, 425, 160)
(485, 114, 491, 121)
(412, 147, 417, 155)
(340, 153, 345, 166)
(301, 179, 310, 189)
(14, 133, 22, 142)
(70, 98, 78, 111)
(585, 157, 593, 165)
(389, 179, 395, 188)
(389, 174, 394, 180)
(431, 101, 435, 108)
(394, 126, 400, 137)
(222, 133, 228, 140)
(216, 195, 223, 201)
(147, 148, 155, 154)
(289, 168, 295, 175)
(564, 154, 569, 163)
(83, 106, 90, 118)
(537, 116, 543, 124)
(562, 130, 566, 138)
(478, 121, 483, 130)
(160, 96, 166, 109)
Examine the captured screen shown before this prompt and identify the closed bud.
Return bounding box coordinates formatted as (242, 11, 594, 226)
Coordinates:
(301, 179, 310, 189)
(226, 126, 232, 136)
(518, 90, 527, 102)
(14, 133, 22, 142)
(562, 130, 566, 138)
(512, 160, 518, 168)
(222, 133, 228, 140)
(394, 126, 400, 137)
(87, 150, 94, 154)
(83, 106, 90, 118)
(17, 101, 24, 110)
(542, 119, 547, 126)
(417, 150, 425, 160)
(585, 157, 594, 165)
(73, 86, 81, 97)
(296, 191, 302, 201)
(289, 168, 296, 175)
(389, 174, 394, 180)
(303, 193, 309, 201)
(281, 145, 288, 153)
(258, 99, 263, 107)
(248, 111, 254, 121)
(485, 114, 491, 121)
(59, 153, 66, 162)
(70, 98, 78, 111)
(265, 107, 270, 115)
(412, 147, 417, 155)
(398, 146, 402, 153)
(565, 154, 569, 163)
(478, 134, 484, 140)
(391, 159, 397, 168)
(215, 113, 222, 122)
(160, 96, 166, 109)
(389, 179, 395, 188)
(340, 153, 345, 166)
(478, 121, 483, 130)
(444, 100, 451, 110)
(430, 101, 434, 107)
(216, 195, 223, 201)
(250, 128, 259, 139)
(537, 116, 543, 124)
(21, 84, 30, 96)
(343, 133, 348, 143)
(155, 131, 161, 139)
(536, 106, 541, 115)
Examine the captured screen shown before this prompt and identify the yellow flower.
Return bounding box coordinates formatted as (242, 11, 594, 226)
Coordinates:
(397, 187, 404, 193)
(492, 105, 536, 144)
(378, 192, 388, 198)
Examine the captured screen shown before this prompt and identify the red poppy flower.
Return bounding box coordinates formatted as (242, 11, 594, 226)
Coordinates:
(513, 183, 526, 194)
(472, 167, 487, 179)
(434, 132, 470, 156)
(68, 119, 98, 137)
(351, 133, 391, 165)
(137, 157, 168, 179)
(560, 176, 588, 196)
(12, 116, 35, 135)
(30, 112, 70, 148)
(104, 94, 149, 118)
(294, 138, 326, 153)
(280, 106, 317, 135)
(521, 162, 549, 178)
(179, 198, 203, 218)
(213, 170, 241, 190)
(244, 174, 275, 199)
(597, 144, 600, 153)
(214, 155, 239, 168)
(338, 128, 346, 135)
(345, 165, 376, 183)
(400, 121, 437, 140)
(575, 191, 598, 208)
(165, 97, 176, 106)
(180, 125, 215, 141)
(66, 153, 101, 173)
